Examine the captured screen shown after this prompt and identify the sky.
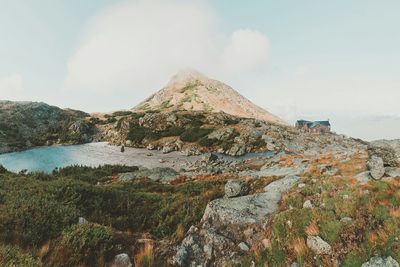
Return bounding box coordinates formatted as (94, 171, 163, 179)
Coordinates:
(0, 0, 399, 140)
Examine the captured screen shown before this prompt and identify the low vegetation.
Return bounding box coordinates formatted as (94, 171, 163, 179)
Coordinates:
(0, 165, 225, 266)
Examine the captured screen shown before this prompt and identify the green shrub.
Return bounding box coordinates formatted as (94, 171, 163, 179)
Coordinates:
(0, 244, 41, 267)
(180, 128, 213, 142)
(272, 209, 313, 242)
(319, 221, 341, 244)
(50, 224, 116, 267)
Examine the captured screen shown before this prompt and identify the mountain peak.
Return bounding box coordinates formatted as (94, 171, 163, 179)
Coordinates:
(134, 70, 286, 124)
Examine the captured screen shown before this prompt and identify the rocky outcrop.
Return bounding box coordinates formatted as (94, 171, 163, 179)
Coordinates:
(0, 101, 94, 153)
(173, 175, 300, 266)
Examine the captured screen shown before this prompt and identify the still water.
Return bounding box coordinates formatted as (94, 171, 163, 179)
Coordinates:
(0, 142, 200, 173)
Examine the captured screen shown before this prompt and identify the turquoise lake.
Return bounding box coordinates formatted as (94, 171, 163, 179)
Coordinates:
(0, 142, 200, 173)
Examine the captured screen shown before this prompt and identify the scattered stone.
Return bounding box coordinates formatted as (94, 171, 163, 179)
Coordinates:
(113, 253, 132, 267)
(77, 217, 88, 225)
(224, 179, 248, 198)
(298, 183, 306, 188)
(306, 236, 332, 255)
(361, 256, 399, 267)
(146, 144, 155, 150)
(303, 200, 314, 209)
(367, 156, 385, 180)
(340, 217, 353, 223)
(125, 140, 132, 146)
(238, 242, 250, 252)
(120, 145, 125, 153)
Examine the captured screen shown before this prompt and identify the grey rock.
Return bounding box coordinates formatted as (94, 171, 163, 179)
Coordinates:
(202, 175, 299, 226)
(369, 142, 400, 167)
(113, 253, 132, 267)
(224, 179, 248, 198)
(172, 246, 188, 266)
(356, 171, 371, 183)
(255, 165, 305, 178)
(125, 140, 132, 146)
(238, 242, 249, 252)
(303, 200, 313, 209)
(367, 156, 385, 179)
(306, 236, 332, 255)
(385, 167, 400, 178)
(361, 256, 399, 267)
(77, 217, 88, 225)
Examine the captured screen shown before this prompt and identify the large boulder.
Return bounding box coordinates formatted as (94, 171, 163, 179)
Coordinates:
(202, 175, 300, 226)
(361, 256, 399, 267)
(367, 156, 385, 180)
(224, 179, 248, 198)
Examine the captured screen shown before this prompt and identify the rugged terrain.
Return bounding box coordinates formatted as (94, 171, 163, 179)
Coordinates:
(1, 74, 400, 266)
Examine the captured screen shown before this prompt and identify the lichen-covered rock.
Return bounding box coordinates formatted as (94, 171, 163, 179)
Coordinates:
(367, 156, 385, 180)
(361, 256, 399, 267)
(224, 179, 248, 198)
(113, 253, 132, 267)
(306, 236, 332, 255)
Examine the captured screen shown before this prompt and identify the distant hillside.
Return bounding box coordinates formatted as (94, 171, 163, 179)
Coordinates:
(0, 101, 95, 153)
(134, 70, 286, 124)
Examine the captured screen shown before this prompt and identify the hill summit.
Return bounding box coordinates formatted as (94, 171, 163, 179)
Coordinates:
(134, 70, 286, 124)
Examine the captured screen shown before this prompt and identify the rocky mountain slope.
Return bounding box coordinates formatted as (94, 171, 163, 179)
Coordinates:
(134, 70, 286, 124)
(0, 101, 96, 153)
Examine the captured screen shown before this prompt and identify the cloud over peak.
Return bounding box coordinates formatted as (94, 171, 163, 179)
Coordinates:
(64, 0, 269, 102)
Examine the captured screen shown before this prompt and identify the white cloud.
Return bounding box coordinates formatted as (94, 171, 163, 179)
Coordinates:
(64, 0, 269, 106)
(222, 30, 269, 73)
(0, 73, 24, 100)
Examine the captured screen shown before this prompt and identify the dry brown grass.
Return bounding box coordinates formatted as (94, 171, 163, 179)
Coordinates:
(134, 243, 154, 267)
(305, 221, 320, 236)
(175, 224, 186, 240)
